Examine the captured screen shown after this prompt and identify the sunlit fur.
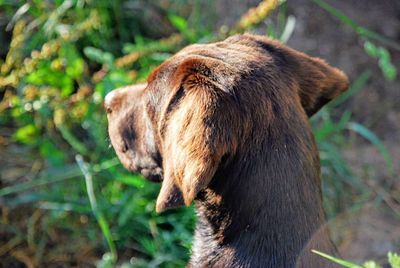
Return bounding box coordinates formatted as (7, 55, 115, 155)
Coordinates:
(105, 34, 349, 267)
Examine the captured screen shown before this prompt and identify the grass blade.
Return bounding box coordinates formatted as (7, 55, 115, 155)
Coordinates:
(312, 250, 363, 268)
(76, 155, 117, 263)
(312, 0, 400, 51)
(57, 124, 88, 156)
(280, 15, 296, 43)
(347, 122, 394, 173)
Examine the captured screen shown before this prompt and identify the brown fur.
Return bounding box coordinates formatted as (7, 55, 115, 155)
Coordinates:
(105, 34, 349, 267)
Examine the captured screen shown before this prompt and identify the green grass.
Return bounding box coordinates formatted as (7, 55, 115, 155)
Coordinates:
(0, 1, 397, 267)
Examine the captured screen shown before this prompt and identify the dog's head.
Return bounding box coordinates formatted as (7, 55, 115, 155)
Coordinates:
(105, 34, 348, 213)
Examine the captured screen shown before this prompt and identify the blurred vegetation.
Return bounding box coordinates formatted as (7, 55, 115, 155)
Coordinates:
(313, 250, 400, 268)
(0, 0, 398, 267)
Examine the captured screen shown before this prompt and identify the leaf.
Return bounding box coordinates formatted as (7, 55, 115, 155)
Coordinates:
(388, 252, 400, 268)
(13, 124, 38, 144)
(364, 41, 378, 58)
(83, 46, 114, 66)
(66, 57, 84, 79)
(168, 14, 188, 33)
(362, 42, 397, 81)
(378, 47, 397, 81)
(379, 59, 397, 81)
(363, 261, 382, 268)
(113, 174, 146, 188)
(314, 111, 351, 142)
(377, 47, 390, 61)
(26, 64, 74, 96)
(60, 44, 85, 79)
(138, 237, 157, 255)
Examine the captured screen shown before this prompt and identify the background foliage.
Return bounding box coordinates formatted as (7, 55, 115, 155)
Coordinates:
(0, 0, 398, 267)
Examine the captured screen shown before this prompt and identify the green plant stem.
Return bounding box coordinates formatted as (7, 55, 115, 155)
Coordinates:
(57, 124, 88, 156)
(76, 154, 117, 263)
(312, 250, 363, 268)
(313, 0, 400, 51)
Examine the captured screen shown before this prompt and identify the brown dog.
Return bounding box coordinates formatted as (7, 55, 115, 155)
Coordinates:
(105, 34, 348, 267)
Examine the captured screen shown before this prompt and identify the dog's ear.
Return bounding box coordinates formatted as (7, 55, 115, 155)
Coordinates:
(292, 52, 349, 116)
(244, 35, 349, 116)
(155, 57, 238, 212)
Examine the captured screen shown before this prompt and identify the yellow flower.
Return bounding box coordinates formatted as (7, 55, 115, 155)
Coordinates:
(233, 0, 279, 33)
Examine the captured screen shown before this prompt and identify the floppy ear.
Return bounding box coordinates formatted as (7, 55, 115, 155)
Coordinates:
(155, 58, 238, 212)
(293, 53, 349, 116)
(243, 35, 349, 116)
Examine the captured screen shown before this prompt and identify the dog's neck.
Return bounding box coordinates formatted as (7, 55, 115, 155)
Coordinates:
(189, 115, 338, 268)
